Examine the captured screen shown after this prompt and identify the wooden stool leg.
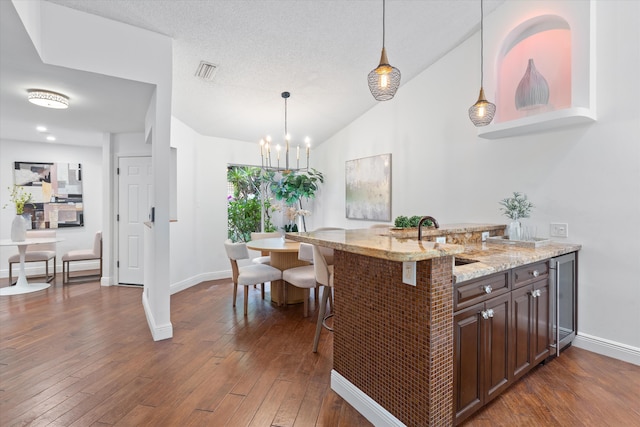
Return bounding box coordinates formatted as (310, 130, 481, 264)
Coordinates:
(233, 283, 238, 307)
(244, 286, 249, 316)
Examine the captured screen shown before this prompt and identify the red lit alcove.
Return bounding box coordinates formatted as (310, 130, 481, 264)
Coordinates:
(496, 15, 572, 123)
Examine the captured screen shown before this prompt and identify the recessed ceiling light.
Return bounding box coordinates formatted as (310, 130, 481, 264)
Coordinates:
(46, 135, 56, 141)
(27, 89, 69, 109)
(36, 125, 47, 132)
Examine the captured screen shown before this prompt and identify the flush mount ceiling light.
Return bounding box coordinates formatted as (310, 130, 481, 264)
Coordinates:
(468, 0, 496, 126)
(367, 0, 401, 101)
(27, 89, 69, 109)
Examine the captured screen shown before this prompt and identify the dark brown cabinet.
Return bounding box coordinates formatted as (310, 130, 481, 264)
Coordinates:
(454, 261, 552, 425)
(454, 292, 510, 425)
(511, 278, 550, 380)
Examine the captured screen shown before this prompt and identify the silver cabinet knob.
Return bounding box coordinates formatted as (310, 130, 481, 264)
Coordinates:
(532, 270, 540, 277)
(482, 285, 493, 294)
(531, 289, 541, 298)
(481, 309, 495, 319)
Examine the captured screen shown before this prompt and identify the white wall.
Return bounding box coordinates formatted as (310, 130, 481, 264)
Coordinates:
(312, 1, 640, 361)
(0, 139, 103, 275)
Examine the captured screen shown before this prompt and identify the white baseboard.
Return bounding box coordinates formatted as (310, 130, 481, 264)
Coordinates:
(573, 333, 640, 366)
(331, 370, 405, 427)
(169, 270, 231, 295)
(141, 291, 173, 341)
(0, 261, 101, 279)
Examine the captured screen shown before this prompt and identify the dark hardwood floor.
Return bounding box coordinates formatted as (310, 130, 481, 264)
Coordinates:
(1, 276, 638, 426)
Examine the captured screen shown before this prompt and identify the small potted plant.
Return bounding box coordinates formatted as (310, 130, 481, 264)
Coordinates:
(499, 192, 533, 240)
(390, 215, 435, 237)
(4, 185, 33, 241)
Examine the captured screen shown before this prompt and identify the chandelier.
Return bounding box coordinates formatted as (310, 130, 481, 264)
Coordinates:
(259, 91, 310, 171)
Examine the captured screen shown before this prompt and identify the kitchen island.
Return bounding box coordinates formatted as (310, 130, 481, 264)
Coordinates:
(287, 226, 580, 427)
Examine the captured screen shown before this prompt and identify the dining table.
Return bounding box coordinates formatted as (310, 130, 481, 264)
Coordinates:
(246, 237, 309, 305)
(0, 236, 63, 296)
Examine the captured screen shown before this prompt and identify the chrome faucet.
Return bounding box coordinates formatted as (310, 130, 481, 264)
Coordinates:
(417, 216, 440, 240)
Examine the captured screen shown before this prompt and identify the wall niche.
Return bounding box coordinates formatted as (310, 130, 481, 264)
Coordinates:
(479, 1, 596, 139)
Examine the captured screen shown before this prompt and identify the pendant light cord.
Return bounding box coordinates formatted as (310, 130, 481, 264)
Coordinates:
(382, 0, 386, 48)
(480, 0, 484, 87)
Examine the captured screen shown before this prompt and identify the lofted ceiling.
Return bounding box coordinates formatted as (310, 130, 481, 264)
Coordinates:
(0, 0, 504, 148)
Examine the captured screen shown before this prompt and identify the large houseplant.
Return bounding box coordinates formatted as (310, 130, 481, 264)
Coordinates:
(227, 167, 276, 242)
(265, 168, 324, 232)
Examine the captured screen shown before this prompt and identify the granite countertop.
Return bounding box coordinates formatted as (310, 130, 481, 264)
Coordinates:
(286, 228, 465, 262)
(453, 241, 581, 283)
(287, 226, 581, 282)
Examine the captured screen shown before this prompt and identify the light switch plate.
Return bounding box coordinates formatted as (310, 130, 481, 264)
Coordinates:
(402, 261, 416, 286)
(436, 236, 446, 244)
(550, 223, 569, 238)
(482, 231, 490, 242)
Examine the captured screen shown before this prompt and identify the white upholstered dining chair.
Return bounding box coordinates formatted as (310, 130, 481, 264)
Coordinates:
(312, 244, 335, 352)
(224, 239, 282, 316)
(8, 229, 57, 285)
(249, 231, 282, 298)
(249, 231, 282, 265)
(62, 231, 102, 284)
(282, 242, 316, 317)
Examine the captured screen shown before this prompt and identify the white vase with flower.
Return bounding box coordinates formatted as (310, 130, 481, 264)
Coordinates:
(499, 192, 534, 241)
(4, 185, 33, 242)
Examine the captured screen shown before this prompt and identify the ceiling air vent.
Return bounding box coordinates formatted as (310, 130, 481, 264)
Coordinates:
(195, 61, 218, 81)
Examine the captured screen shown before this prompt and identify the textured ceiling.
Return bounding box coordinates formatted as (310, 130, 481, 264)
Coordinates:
(1, 0, 504, 147)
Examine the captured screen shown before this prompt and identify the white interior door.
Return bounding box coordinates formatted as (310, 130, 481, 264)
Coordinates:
(118, 156, 152, 285)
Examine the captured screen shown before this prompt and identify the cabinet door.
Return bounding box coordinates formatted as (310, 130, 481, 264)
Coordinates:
(532, 280, 551, 365)
(511, 285, 532, 380)
(454, 303, 483, 423)
(484, 293, 511, 403)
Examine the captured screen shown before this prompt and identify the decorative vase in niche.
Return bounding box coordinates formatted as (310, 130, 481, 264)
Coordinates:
(11, 214, 27, 241)
(508, 220, 522, 241)
(515, 58, 549, 110)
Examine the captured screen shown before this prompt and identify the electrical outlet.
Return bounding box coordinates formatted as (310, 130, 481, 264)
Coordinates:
(550, 223, 569, 238)
(402, 261, 416, 286)
(482, 231, 490, 242)
(436, 236, 446, 244)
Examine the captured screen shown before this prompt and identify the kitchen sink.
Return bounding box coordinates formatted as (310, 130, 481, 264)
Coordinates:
(454, 258, 479, 266)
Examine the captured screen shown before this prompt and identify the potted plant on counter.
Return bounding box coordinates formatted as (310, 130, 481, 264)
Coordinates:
(499, 192, 534, 240)
(389, 215, 435, 237)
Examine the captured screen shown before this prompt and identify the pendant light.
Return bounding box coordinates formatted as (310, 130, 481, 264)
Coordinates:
(468, 0, 496, 126)
(368, 0, 401, 101)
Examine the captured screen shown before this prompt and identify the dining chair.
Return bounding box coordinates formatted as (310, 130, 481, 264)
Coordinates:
(312, 244, 335, 352)
(62, 231, 102, 284)
(313, 227, 343, 265)
(249, 231, 282, 265)
(224, 239, 282, 316)
(249, 231, 282, 298)
(282, 243, 316, 317)
(8, 229, 57, 285)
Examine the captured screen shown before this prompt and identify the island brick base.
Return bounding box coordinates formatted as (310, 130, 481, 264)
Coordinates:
(333, 251, 454, 426)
